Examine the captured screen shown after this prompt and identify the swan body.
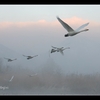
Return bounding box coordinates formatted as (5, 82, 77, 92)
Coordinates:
(23, 55, 38, 60)
(57, 16, 89, 37)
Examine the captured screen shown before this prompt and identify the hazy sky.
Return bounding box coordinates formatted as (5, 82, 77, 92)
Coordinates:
(0, 5, 100, 22)
(0, 5, 100, 74)
(0, 4, 100, 51)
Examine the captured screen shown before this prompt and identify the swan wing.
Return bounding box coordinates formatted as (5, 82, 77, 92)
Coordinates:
(33, 55, 38, 57)
(14, 58, 17, 60)
(9, 76, 14, 82)
(57, 16, 74, 32)
(63, 47, 70, 50)
(23, 55, 28, 57)
(76, 22, 89, 31)
(4, 57, 9, 59)
(51, 46, 58, 49)
(23, 55, 30, 58)
(59, 50, 64, 55)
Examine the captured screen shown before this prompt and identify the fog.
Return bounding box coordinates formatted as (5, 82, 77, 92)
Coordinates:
(0, 54, 100, 95)
(0, 37, 100, 95)
(0, 57, 100, 95)
(0, 17, 100, 95)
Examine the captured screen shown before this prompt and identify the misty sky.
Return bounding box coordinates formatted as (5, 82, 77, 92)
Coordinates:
(0, 5, 100, 74)
(0, 5, 100, 52)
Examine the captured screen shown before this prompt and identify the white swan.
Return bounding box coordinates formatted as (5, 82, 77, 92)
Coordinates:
(28, 73, 37, 77)
(23, 55, 38, 60)
(9, 75, 14, 82)
(57, 16, 89, 37)
(51, 46, 70, 55)
(4, 58, 17, 62)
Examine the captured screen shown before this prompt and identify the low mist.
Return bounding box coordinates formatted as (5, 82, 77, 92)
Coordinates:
(0, 57, 100, 95)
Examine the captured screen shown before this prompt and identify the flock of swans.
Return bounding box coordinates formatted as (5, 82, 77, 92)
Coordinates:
(4, 55, 38, 62)
(3, 16, 89, 62)
(2, 16, 89, 82)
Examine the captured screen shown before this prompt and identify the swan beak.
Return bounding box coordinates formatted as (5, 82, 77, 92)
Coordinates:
(85, 29, 89, 31)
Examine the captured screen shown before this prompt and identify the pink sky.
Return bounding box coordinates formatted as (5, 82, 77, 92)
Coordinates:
(0, 16, 100, 39)
(0, 16, 96, 29)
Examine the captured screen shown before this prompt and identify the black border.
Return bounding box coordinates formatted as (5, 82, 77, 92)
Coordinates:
(0, 1, 100, 5)
(0, 95, 97, 98)
(0, 1, 100, 98)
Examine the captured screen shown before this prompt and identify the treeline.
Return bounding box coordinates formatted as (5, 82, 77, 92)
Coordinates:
(0, 66, 100, 94)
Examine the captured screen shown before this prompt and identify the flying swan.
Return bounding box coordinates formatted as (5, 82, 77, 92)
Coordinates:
(23, 55, 38, 60)
(9, 75, 14, 82)
(57, 16, 89, 37)
(51, 46, 70, 55)
(4, 58, 17, 62)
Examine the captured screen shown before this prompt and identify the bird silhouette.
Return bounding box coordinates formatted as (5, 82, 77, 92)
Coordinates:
(23, 55, 38, 60)
(57, 16, 89, 37)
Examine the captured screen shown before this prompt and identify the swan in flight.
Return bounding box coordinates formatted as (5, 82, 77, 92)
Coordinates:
(9, 75, 14, 82)
(4, 75, 14, 82)
(51, 46, 70, 55)
(23, 55, 38, 60)
(4, 58, 17, 62)
(28, 73, 37, 77)
(57, 16, 89, 37)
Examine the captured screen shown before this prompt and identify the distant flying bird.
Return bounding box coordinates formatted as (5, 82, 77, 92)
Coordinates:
(4, 75, 14, 82)
(28, 73, 37, 77)
(57, 16, 89, 37)
(9, 75, 14, 82)
(4, 58, 17, 62)
(23, 55, 38, 60)
(51, 46, 70, 55)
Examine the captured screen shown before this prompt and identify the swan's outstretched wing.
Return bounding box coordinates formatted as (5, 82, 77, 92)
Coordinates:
(76, 22, 89, 31)
(9, 76, 14, 82)
(59, 50, 64, 55)
(13, 58, 17, 60)
(33, 55, 38, 57)
(4, 57, 9, 60)
(23, 55, 28, 57)
(51, 46, 58, 49)
(63, 47, 70, 51)
(57, 16, 74, 32)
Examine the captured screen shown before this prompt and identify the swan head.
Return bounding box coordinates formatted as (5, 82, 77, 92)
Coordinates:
(84, 29, 89, 31)
(65, 34, 69, 37)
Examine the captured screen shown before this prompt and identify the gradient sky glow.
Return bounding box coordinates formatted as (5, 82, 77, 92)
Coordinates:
(0, 4, 100, 74)
(0, 4, 100, 52)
